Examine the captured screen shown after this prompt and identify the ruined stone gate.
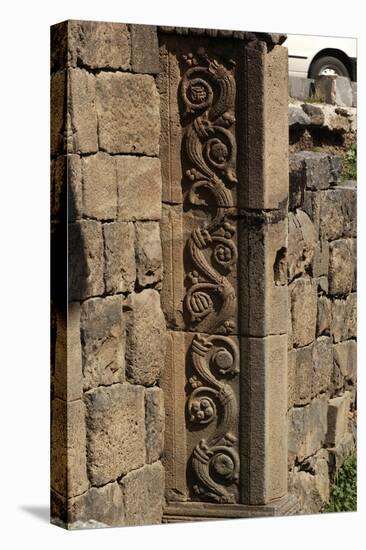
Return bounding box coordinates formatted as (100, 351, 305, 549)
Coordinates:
(51, 21, 356, 528)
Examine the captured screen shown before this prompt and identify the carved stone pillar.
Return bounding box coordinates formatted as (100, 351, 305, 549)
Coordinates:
(158, 29, 298, 521)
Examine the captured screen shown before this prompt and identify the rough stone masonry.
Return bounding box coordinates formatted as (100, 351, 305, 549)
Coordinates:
(51, 20, 357, 529)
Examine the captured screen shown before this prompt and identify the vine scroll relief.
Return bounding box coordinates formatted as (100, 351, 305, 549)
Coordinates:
(180, 48, 240, 504)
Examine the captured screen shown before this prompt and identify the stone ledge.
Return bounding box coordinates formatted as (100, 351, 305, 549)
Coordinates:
(158, 27, 286, 45)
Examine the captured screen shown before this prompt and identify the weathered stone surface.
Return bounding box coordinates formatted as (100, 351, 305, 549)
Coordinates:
(319, 187, 357, 241)
(290, 277, 317, 347)
(82, 153, 117, 220)
(120, 462, 165, 526)
(301, 103, 324, 125)
(328, 432, 355, 481)
(51, 70, 67, 156)
(334, 340, 357, 381)
(54, 303, 83, 401)
(312, 336, 333, 396)
(81, 296, 125, 391)
(329, 239, 354, 296)
(135, 222, 163, 288)
(68, 482, 124, 527)
(68, 21, 130, 70)
(291, 151, 332, 191)
(314, 75, 352, 107)
(288, 76, 314, 100)
(68, 220, 104, 301)
(289, 449, 330, 514)
(312, 240, 329, 278)
(85, 383, 145, 485)
(303, 190, 321, 238)
(317, 295, 331, 337)
(289, 153, 306, 210)
(326, 392, 351, 447)
(69, 68, 98, 154)
(292, 345, 313, 406)
(288, 395, 328, 462)
(332, 293, 357, 343)
(288, 349, 295, 410)
(315, 276, 329, 295)
(288, 105, 311, 126)
(51, 398, 89, 498)
(68, 154, 82, 221)
(130, 25, 159, 73)
(96, 73, 160, 155)
(145, 387, 165, 464)
(287, 210, 316, 281)
(117, 156, 162, 221)
(51, 156, 66, 221)
(124, 290, 166, 386)
(103, 221, 136, 293)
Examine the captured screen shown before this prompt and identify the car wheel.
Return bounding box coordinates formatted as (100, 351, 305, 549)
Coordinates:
(309, 56, 350, 78)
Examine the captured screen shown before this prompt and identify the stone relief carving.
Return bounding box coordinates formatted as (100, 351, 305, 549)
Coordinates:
(180, 48, 239, 503)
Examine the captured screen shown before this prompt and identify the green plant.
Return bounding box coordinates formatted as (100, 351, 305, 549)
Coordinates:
(325, 453, 357, 513)
(304, 95, 323, 104)
(342, 143, 357, 181)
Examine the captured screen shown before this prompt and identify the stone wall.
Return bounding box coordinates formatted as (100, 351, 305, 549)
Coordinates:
(287, 151, 357, 514)
(51, 20, 166, 528)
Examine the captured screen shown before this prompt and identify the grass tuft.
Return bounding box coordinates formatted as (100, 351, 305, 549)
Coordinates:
(325, 453, 357, 513)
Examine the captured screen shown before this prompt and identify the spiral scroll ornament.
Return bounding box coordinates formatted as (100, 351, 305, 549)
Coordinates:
(181, 50, 240, 503)
(181, 48, 238, 335)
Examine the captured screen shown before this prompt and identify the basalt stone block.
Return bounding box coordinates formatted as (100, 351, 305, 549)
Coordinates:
(288, 105, 311, 127)
(319, 187, 357, 241)
(68, 220, 104, 301)
(316, 295, 331, 337)
(117, 156, 162, 221)
(85, 383, 145, 486)
(51, 70, 67, 156)
(135, 222, 163, 288)
(145, 387, 165, 464)
(68, 21, 130, 70)
(96, 72, 160, 155)
(124, 290, 166, 386)
(130, 25, 159, 74)
(329, 239, 354, 296)
(312, 336, 332, 396)
(68, 68, 98, 154)
(328, 432, 355, 481)
(303, 190, 321, 239)
(288, 76, 314, 100)
(289, 153, 306, 210)
(82, 153, 117, 220)
(289, 449, 330, 514)
(291, 151, 332, 191)
(68, 481, 125, 527)
(81, 296, 125, 391)
(292, 345, 313, 406)
(301, 103, 324, 126)
(312, 241, 329, 278)
(103, 221, 136, 293)
(68, 154, 82, 221)
(51, 398, 89, 498)
(333, 340, 357, 381)
(314, 75, 352, 107)
(326, 392, 351, 447)
(119, 462, 165, 526)
(290, 277, 317, 347)
(288, 394, 328, 463)
(332, 293, 357, 343)
(287, 210, 316, 281)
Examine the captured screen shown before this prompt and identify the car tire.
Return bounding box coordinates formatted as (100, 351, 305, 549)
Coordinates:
(309, 56, 350, 78)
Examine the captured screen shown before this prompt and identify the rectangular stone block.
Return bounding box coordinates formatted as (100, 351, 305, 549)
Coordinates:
(326, 392, 351, 447)
(103, 221, 135, 293)
(51, 398, 89, 498)
(68, 68, 98, 154)
(130, 24, 159, 73)
(85, 383, 145, 486)
(82, 153, 117, 220)
(242, 43, 288, 209)
(288, 395, 328, 463)
(81, 296, 125, 391)
(289, 153, 306, 211)
(329, 239, 354, 296)
(119, 462, 165, 526)
(68, 154, 83, 221)
(51, 70, 67, 156)
(145, 387, 165, 464)
(117, 156, 162, 221)
(239, 216, 288, 337)
(333, 340, 357, 382)
(54, 302, 83, 401)
(96, 72, 160, 155)
(241, 334, 288, 504)
(288, 76, 314, 100)
(68, 481, 124, 527)
(292, 151, 333, 191)
(312, 336, 333, 396)
(287, 210, 316, 282)
(292, 345, 313, 406)
(68, 220, 104, 301)
(67, 21, 130, 70)
(314, 75, 353, 107)
(319, 187, 356, 241)
(135, 222, 163, 288)
(332, 293, 357, 343)
(312, 241, 329, 278)
(51, 154, 82, 222)
(316, 295, 331, 337)
(124, 290, 166, 386)
(289, 277, 317, 347)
